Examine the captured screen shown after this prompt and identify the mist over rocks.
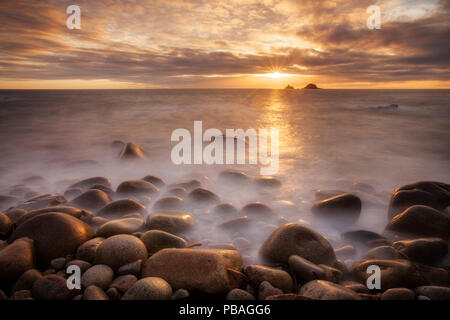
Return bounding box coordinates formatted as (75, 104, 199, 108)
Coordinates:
(96, 199, 147, 219)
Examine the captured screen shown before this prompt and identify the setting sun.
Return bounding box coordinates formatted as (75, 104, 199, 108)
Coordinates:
(257, 72, 298, 79)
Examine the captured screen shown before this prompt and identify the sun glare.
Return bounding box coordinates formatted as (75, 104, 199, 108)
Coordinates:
(256, 72, 298, 79)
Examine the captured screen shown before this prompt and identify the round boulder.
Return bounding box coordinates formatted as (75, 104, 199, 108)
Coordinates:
(311, 193, 361, 225)
(97, 199, 146, 219)
(96, 218, 145, 238)
(81, 264, 114, 289)
(141, 230, 187, 255)
(0, 237, 35, 285)
(122, 277, 172, 300)
(146, 211, 194, 234)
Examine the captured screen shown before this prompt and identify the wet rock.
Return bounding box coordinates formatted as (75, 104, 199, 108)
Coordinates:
(122, 277, 172, 300)
(146, 211, 194, 234)
(170, 179, 201, 191)
(66, 260, 91, 273)
(142, 175, 166, 188)
(245, 265, 293, 292)
(241, 202, 276, 220)
(95, 234, 148, 271)
(110, 275, 138, 293)
(5, 209, 27, 224)
(70, 190, 111, 211)
(32, 275, 73, 300)
(64, 188, 83, 200)
(213, 203, 239, 218)
(142, 248, 243, 295)
(414, 286, 450, 300)
(141, 230, 187, 255)
(0, 237, 35, 285)
(0, 195, 19, 210)
(299, 280, 361, 300)
(351, 259, 427, 290)
(217, 216, 251, 232)
(83, 285, 110, 300)
(15, 206, 93, 226)
(117, 259, 142, 277)
(232, 237, 252, 250)
(341, 230, 389, 248)
(69, 177, 112, 191)
(11, 269, 42, 293)
(81, 265, 114, 289)
(119, 142, 148, 160)
(254, 176, 282, 189)
(0, 212, 12, 236)
(392, 238, 448, 265)
(9, 185, 37, 198)
(50, 257, 66, 270)
(170, 288, 190, 300)
(188, 188, 220, 205)
(311, 193, 361, 224)
(226, 288, 255, 300)
(339, 281, 369, 294)
(258, 281, 283, 300)
(153, 196, 184, 211)
(380, 288, 415, 300)
(106, 287, 121, 300)
(89, 185, 115, 197)
(97, 199, 146, 219)
(260, 223, 336, 265)
(14, 194, 67, 211)
(165, 187, 187, 198)
(334, 245, 356, 259)
(288, 255, 325, 282)
(96, 218, 145, 238)
(362, 246, 403, 260)
(386, 205, 450, 240)
(10, 212, 94, 266)
(388, 181, 450, 219)
(117, 180, 159, 198)
(76, 237, 104, 263)
(352, 182, 376, 194)
(219, 170, 251, 185)
(318, 264, 342, 283)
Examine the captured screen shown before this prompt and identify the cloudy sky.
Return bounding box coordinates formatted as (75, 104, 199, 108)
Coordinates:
(0, 0, 449, 89)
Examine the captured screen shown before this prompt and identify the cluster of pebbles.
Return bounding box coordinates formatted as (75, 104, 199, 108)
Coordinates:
(1, 142, 450, 300)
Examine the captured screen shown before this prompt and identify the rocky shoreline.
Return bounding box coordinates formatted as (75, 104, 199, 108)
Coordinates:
(1, 142, 450, 300)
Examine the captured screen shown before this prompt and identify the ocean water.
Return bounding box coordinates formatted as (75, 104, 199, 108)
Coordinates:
(1, 89, 449, 253)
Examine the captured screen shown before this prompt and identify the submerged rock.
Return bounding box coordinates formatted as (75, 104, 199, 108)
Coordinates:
(10, 212, 94, 266)
(97, 199, 146, 219)
(11, 269, 42, 293)
(0, 212, 12, 237)
(169, 179, 201, 191)
(260, 223, 336, 265)
(219, 170, 251, 185)
(188, 188, 220, 205)
(341, 230, 389, 248)
(311, 193, 361, 224)
(213, 203, 239, 218)
(142, 175, 166, 188)
(142, 248, 243, 295)
(226, 288, 255, 300)
(241, 202, 276, 220)
(119, 142, 148, 160)
(253, 176, 282, 189)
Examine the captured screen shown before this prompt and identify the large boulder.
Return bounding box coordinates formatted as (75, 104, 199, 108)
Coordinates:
(96, 218, 145, 238)
(116, 180, 159, 197)
(351, 259, 427, 290)
(388, 181, 450, 219)
(122, 277, 172, 300)
(69, 190, 111, 211)
(385, 205, 450, 240)
(311, 193, 361, 225)
(298, 280, 361, 300)
(97, 199, 146, 219)
(0, 237, 35, 285)
(142, 248, 243, 295)
(260, 223, 336, 265)
(10, 212, 94, 266)
(392, 238, 448, 265)
(146, 211, 194, 234)
(95, 234, 148, 271)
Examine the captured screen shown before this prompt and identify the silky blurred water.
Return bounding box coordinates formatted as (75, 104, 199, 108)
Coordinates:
(0, 89, 449, 240)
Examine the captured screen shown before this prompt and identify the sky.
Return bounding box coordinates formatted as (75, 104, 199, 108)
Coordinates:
(0, 0, 449, 89)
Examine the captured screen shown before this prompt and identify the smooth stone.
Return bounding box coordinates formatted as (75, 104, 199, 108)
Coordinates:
(241, 202, 276, 220)
(288, 255, 325, 282)
(10, 289, 33, 300)
(352, 182, 376, 194)
(362, 246, 403, 260)
(153, 196, 184, 211)
(217, 216, 251, 231)
(165, 187, 187, 198)
(315, 190, 347, 201)
(146, 211, 194, 234)
(69, 177, 112, 191)
(232, 237, 252, 250)
(32, 275, 73, 300)
(5, 209, 27, 224)
(299, 280, 361, 300)
(381, 288, 415, 300)
(141, 230, 187, 255)
(142, 248, 243, 295)
(89, 184, 115, 197)
(9, 185, 36, 198)
(142, 175, 166, 188)
(83, 285, 110, 300)
(260, 223, 336, 265)
(311, 193, 361, 224)
(95, 234, 148, 271)
(219, 169, 251, 185)
(169, 179, 201, 191)
(64, 188, 83, 200)
(188, 188, 220, 205)
(386, 205, 450, 240)
(110, 275, 138, 293)
(10, 212, 94, 266)
(122, 277, 172, 300)
(341, 230, 389, 248)
(11, 269, 42, 293)
(388, 181, 450, 219)
(318, 264, 342, 283)
(117, 259, 142, 277)
(70, 190, 111, 211)
(0, 212, 12, 236)
(351, 259, 427, 290)
(0, 194, 20, 210)
(14, 194, 67, 212)
(226, 288, 256, 300)
(50, 257, 67, 270)
(76, 237, 104, 263)
(96, 218, 145, 238)
(393, 238, 448, 265)
(254, 176, 282, 189)
(90, 216, 110, 228)
(213, 203, 239, 217)
(339, 281, 370, 294)
(170, 288, 190, 300)
(334, 245, 356, 259)
(414, 285, 450, 300)
(0, 237, 35, 285)
(106, 287, 121, 300)
(245, 265, 293, 292)
(15, 206, 93, 226)
(81, 264, 114, 289)
(97, 199, 146, 219)
(119, 142, 148, 160)
(116, 180, 159, 197)
(258, 281, 283, 300)
(66, 260, 92, 273)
